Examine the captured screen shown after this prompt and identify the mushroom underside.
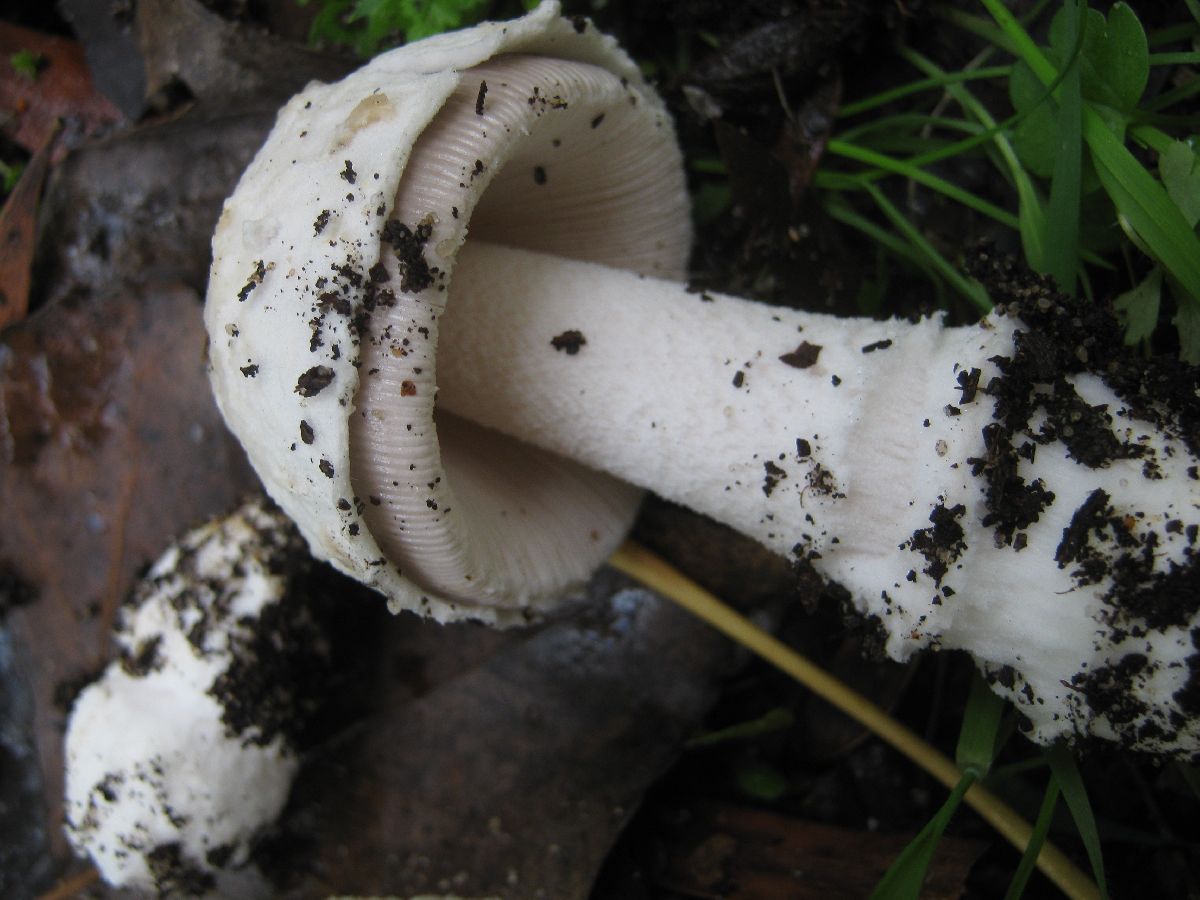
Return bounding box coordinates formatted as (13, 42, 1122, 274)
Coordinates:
(349, 53, 690, 612)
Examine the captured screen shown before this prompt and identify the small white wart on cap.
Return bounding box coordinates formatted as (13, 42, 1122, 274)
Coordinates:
(206, 1, 1200, 757)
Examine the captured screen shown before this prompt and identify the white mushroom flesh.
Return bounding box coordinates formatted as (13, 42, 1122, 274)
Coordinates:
(63, 500, 316, 892)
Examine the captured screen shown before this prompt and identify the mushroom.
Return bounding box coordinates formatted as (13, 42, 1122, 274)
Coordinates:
(205, 2, 1200, 755)
(64, 499, 329, 893)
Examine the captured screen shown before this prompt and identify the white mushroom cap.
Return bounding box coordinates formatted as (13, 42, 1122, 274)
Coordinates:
(63, 499, 318, 893)
(206, 1, 689, 623)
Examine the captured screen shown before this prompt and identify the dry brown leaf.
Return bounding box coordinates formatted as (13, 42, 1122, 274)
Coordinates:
(0, 124, 57, 330)
(268, 577, 734, 899)
(0, 281, 258, 870)
(655, 803, 986, 899)
(0, 22, 122, 155)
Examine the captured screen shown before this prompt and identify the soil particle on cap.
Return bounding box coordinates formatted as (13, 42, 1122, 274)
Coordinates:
(957, 367, 982, 404)
(313, 210, 331, 235)
(318, 459, 334, 478)
(210, 578, 333, 748)
(966, 254, 1200, 636)
(966, 422, 1054, 547)
(796, 438, 812, 458)
(973, 251, 1198, 455)
(902, 502, 967, 586)
(381, 219, 434, 293)
(1107, 545, 1200, 632)
(861, 339, 892, 353)
(763, 460, 787, 496)
(237, 260, 266, 303)
(295, 366, 335, 397)
(779, 341, 821, 369)
(732, 370, 744, 388)
(533, 165, 547, 185)
(317, 291, 351, 317)
(831, 581, 890, 659)
(339, 160, 356, 184)
(962, 251, 1200, 555)
(1073, 653, 1151, 727)
(299, 420, 314, 444)
(239, 364, 259, 378)
(1055, 489, 1111, 569)
(591, 113, 605, 128)
(806, 462, 841, 499)
(146, 842, 215, 896)
(475, 80, 488, 115)
(119, 635, 163, 677)
(551, 330, 586, 354)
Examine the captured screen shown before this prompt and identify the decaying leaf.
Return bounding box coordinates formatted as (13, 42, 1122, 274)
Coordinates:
(0, 21, 122, 154)
(267, 578, 734, 898)
(0, 124, 56, 330)
(649, 803, 985, 899)
(0, 281, 259, 884)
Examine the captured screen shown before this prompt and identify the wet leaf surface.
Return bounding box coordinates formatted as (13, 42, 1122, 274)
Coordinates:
(0, 124, 55, 330)
(135, 0, 351, 107)
(35, 107, 276, 304)
(0, 22, 123, 154)
(0, 281, 260, 885)
(636, 803, 985, 899)
(268, 577, 734, 898)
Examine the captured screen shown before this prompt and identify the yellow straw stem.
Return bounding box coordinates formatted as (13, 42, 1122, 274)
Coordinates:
(610, 540, 1099, 900)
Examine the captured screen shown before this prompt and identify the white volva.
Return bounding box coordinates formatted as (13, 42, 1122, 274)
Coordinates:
(205, 1, 1200, 755)
(64, 501, 303, 893)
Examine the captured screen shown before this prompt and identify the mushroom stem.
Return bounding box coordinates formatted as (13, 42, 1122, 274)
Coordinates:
(439, 240, 985, 561)
(437, 240, 1200, 754)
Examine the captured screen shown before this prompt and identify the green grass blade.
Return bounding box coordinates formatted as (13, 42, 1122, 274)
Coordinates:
(956, 669, 1007, 776)
(1004, 774, 1061, 900)
(979, 0, 1058, 85)
(1148, 21, 1200, 46)
(898, 47, 1051, 274)
(1045, 0, 1084, 293)
(937, 7, 1019, 54)
(839, 66, 1012, 117)
(838, 113, 985, 145)
(871, 771, 976, 900)
(685, 707, 795, 748)
(1047, 743, 1109, 899)
(1148, 51, 1200, 66)
(826, 139, 1020, 230)
(878, 772, 979, 900)
(1128, 122, 1175, 154)
(1139, 69, 1200, 111)
(863, 182, 992, 312)
(1084, 107, 1200, 307)
(824, 198, 942, 280)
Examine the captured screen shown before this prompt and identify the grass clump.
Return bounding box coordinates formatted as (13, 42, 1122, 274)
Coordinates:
(823, 1, 1200, 360)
